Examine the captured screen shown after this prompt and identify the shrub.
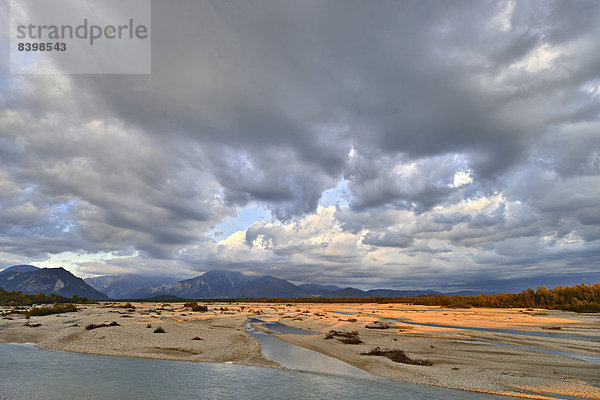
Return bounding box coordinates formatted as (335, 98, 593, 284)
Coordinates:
(324, 330, 363, 344)
(362, 347, 432, 366)
(365, 321, 390, 329)
(153, 326, 165, 333)
(85, 321, 120, 330)
(184, 301, 208, 312)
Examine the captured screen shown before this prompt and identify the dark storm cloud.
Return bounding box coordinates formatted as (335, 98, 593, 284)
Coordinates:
(63, 0, 538, 206)
(1, 0, 599, 290)
(31, 1, 600, 212)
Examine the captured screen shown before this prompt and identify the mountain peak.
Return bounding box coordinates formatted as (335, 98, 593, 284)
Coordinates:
(0, 265, 40, 274)
(0, 266, 107, 299)
(201, 270, 245, 278)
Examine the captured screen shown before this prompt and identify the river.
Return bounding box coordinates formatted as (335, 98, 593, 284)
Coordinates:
(0, 340, 524, 400)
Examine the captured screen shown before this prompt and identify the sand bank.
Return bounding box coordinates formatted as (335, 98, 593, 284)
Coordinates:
(1, 302, 598, 399)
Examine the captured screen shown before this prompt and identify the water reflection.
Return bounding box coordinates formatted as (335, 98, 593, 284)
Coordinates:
(248, 318, 317, 335)
(246, 320, 369, 378)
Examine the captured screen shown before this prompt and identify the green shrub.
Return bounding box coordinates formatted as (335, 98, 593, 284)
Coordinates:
(153, 326, 165, 333)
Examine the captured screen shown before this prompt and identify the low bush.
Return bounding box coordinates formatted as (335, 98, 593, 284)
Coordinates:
(362, 347, 432, 366)
(324, 330, 363, 344)
(365, 321, 390, 329)
(184, 301, 208, 312)
(153, 326, 165, 333)
(85, 321, 120, 330)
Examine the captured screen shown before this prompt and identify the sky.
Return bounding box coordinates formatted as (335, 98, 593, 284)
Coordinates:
(0, 0, 599, 292)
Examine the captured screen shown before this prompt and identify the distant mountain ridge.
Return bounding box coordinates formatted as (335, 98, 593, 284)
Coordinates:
(118, 271, 315, 299)
(128, 270, 254, 299)
(0, 265, 107, 300)
(86, 270, 482, 299)
(2, 266, 485, 300)
(84, 274, 180, 299)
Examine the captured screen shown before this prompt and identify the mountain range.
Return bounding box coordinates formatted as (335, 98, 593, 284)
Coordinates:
(84, 274, 180, 299)
(85, 270, 481, 299)
(1, 265, 483, 300)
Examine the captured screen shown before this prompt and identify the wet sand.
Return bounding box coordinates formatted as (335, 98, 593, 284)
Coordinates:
(1, 302, 599, 399)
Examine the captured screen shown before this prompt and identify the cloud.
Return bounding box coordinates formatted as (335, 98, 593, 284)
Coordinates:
(362, 231, 413, 248)
(1, 0, 599, 290)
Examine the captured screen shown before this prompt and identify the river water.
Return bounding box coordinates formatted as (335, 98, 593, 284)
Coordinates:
(0, 340, 524, 400)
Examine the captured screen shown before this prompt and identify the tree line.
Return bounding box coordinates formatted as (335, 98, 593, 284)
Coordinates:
(232, 282, 600, 312)
(0, 290, 90, 306)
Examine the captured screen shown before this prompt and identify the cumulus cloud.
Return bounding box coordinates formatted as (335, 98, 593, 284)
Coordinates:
(1, 0, 599, 290)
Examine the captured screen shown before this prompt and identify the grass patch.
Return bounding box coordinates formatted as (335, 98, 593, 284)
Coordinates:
(362, 347, 432, 366)
(85, 321, 120, 330)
